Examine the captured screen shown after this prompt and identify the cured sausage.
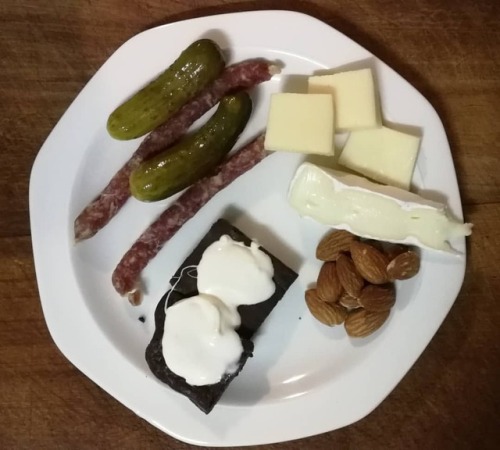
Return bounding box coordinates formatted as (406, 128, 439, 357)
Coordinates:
(111, 134, 268, 302)
(74, 61, 278, 241)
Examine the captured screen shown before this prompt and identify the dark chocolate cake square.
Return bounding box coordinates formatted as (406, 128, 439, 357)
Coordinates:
(145, 219, 298, 414)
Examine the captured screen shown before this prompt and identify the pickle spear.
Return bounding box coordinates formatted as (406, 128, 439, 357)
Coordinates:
(129, 92, 252, 202)
(107, 39, 225, 140)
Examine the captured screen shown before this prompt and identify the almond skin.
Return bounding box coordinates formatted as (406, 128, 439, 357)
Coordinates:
(359, 284, 396, 312)
(316, 230, 357, 261)
(387, 250, 420, 280)
(336, 254, 364, 297)
(305, 289, 347, 326)
(338, 291, 361, 310)
(350, 241, 390, 284)
(384, 244, 409, 261)
(344, 308, 390, 338)
(316, 262, 343, 303)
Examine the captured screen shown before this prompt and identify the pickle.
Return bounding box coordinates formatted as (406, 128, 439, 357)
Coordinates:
(129, 92, 252, 202)
(107, 39, 225, 140)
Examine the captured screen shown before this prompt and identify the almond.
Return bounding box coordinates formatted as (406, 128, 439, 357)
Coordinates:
(350, 241, 389, 284)
(359, 284, 396, 312)
(383, 243, 409, 261)
(336, 254, 364, 297)
(338, 291, 361, 310)
(316, 262, 343, 303)
(387, 250, 420, 280)
(305, 289, 347, 326)
(316, 230, 357, 261)
(363, 239, 385, 251)
(344, 308, 390, 338)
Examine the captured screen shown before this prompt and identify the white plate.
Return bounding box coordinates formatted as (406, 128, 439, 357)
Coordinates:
(30, 10, 467, 447)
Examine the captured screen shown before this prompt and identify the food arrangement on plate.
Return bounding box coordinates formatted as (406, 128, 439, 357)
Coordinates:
(26, 10, 480, 444)
(71, 36, 472, 415)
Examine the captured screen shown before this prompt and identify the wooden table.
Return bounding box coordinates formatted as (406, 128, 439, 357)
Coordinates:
(1, 0, 499, 448)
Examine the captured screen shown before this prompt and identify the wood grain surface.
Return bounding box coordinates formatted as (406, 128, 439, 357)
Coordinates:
(1, 0, 499, 448)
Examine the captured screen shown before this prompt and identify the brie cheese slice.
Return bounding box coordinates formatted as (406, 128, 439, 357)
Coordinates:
(288, 163, 472, 253)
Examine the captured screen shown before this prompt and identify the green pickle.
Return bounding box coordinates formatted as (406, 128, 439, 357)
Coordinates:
(129, 92, 252, 202)
(107, 39, 225, 140)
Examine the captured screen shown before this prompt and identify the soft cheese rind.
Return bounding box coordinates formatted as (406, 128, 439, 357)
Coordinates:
(288, 163, 472, 253)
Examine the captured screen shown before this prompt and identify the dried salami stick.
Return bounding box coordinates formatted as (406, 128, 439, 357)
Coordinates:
(74, 61, 278, 241)
(112, 134, 268, 301)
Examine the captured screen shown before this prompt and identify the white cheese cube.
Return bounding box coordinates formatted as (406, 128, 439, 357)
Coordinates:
(288, 163, 472, 253)
(264, 93, 334, 155)
(308, 68, 379, 131)
(339, 126, 421, 190)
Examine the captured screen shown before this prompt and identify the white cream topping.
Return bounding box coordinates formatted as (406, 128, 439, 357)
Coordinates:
(162, 294, 242, 386)
(288, 163, 472, 252)
(197, 235, 275, 307)
(162, 235, 275, 386)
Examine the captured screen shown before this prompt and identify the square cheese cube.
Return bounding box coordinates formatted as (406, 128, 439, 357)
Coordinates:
(308, 68, 379, 131)
(264, 93, 334, 155)
(339, 126, 421, 190)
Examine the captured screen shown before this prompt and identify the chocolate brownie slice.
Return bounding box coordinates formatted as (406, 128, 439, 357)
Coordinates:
(145, 219, 298, 413)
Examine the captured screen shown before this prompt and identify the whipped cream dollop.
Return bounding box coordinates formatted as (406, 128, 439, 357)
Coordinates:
(162, 235, 275, 386)
(197, 235, 276, 307)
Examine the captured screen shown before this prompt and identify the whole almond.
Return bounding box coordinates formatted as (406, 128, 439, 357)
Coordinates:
(344, 309, 390, 338)
(387, 250, 420, 280)
(305, 289, 347, 326)
(359, 284, 396, 312)
(317, 262, 343, 303)
(336, 254, 364, 297)
(363, 239, 385, 251)
(338, 291, 361, 310)
(316, 230, 357, 261)
(350, 241, 389, 284)
(384, 244, 409, 261)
